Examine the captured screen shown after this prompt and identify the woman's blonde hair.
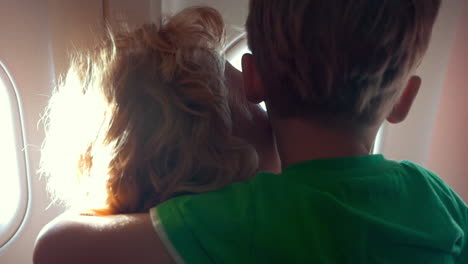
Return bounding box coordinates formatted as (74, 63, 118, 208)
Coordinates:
(40, 7, 258, 215)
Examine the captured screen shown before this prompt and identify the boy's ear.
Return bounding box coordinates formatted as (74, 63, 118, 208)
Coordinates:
(241, 54, 265, 104)
(387, 75, 421, 124)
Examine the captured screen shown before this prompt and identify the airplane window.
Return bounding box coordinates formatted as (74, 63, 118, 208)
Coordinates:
(0, 63, 28, 247)
(229, 45, 250, 71)
(373, 125, 385, 154)
(226, 38, 267, 110)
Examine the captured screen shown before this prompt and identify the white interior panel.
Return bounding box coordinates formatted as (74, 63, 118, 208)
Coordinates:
(48, 0, 105, 78)
(162, 0, 249, 42)
(104, 0, 162, 31)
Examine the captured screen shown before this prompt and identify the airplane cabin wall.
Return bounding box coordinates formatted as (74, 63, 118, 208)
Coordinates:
(378, 0, 464, 165)
(0, 1, 63, 263)
(47, 0, 105, 79)
(427, 1, 468, 203)
(104, 0, 162, 32)
(161, 0, 249, 42)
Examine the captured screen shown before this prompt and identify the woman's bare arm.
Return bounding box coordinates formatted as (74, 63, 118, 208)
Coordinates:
(33, 213, 174, 264)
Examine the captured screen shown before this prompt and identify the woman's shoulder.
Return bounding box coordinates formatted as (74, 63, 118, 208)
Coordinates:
(33, 212, 174, 264)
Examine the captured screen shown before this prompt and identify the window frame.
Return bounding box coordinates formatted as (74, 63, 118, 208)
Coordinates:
(0, 61, 29, 248)
(225, 33, 248, 70)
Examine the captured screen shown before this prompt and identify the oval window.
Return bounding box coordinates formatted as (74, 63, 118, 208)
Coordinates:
(226, 36, 266, 111)
(0, 62, 28, 248)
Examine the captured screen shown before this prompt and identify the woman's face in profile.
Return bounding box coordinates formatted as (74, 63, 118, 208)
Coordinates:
(230, 102, 281, 176)
(225, 61, 280, 175)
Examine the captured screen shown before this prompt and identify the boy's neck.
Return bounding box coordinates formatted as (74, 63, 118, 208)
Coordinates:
(272, 117, 380, 170)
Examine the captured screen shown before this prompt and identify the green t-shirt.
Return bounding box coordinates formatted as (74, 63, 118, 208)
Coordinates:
(150, 155, 467, 263)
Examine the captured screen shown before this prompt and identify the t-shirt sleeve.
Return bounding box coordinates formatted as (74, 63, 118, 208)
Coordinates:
(151, 200, 208, 263)
(445, 190, 468, 263)
(459, 206, 468, 263)
(150, 182, 255, 264)
(409, 163, 468, 263)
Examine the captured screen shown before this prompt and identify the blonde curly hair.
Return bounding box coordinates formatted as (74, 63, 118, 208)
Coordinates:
(40, 7, 258, 215)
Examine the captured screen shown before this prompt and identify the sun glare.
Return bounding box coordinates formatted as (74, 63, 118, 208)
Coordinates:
(229, 45, 250, 72)
(41, 69, 112, 211)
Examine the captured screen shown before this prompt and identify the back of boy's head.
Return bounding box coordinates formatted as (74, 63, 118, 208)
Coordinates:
(246, 0, 441, 125)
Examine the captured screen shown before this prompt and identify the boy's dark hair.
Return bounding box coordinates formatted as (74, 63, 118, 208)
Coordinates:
(246, 0, 441, 124)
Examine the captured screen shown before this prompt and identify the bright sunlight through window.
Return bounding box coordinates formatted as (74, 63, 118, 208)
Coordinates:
(229, 45, 249, 72)
(228, 43, 266, 111)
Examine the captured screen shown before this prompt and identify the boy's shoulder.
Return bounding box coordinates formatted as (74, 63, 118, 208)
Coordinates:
(400, 160, 467, 213)
(400, 160, 459, 193)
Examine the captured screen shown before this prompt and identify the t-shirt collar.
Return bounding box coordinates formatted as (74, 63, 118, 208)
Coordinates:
(283, 154, 387, 174)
